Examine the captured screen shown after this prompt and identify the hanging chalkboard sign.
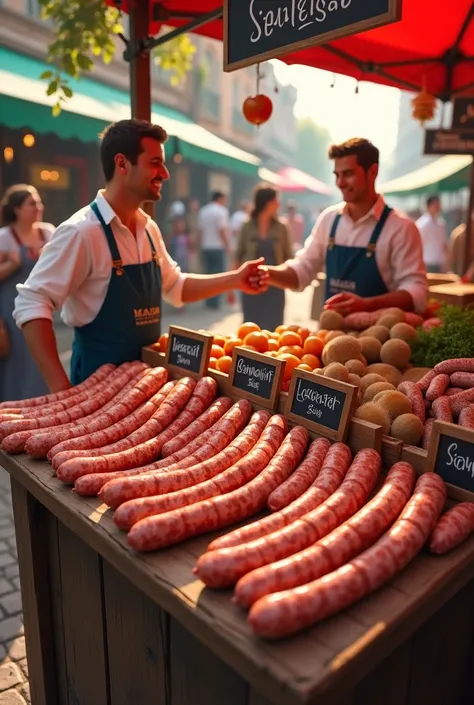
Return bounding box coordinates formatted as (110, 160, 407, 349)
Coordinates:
(165, 326, 213, 379)
(286, 369, 357, 441)
(223, 0, 402, 71)
(229, 347, 284, 409)
(428, 421, 474, 497)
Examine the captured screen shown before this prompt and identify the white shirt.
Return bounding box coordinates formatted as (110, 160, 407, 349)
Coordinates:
(198, 202, 229, 250)
(0, 223, 55, 264)
(229, 209, 249, 253)
(13, 191, 186, 330)
(415, 212, 448, 267)
(287, 196, 428, 313)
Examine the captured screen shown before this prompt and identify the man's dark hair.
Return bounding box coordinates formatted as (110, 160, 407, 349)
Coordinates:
(211, 191, 225, 202)
(100, 119, 167, 182)
(427, 195, 440, 207)
(328, 138, 379, 171)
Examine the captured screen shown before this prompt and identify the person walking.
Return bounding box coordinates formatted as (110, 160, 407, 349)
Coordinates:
(415, 195, 448, 273)
(198, 192, 229, 309)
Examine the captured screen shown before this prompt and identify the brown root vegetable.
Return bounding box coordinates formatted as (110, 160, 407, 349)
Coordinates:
(380, 339, 412, 370)
(390, 322, 418, 343)
(360, 373, 386, 392)
(319, 310, 344, 331)
(363, 381, 396, 403)
(390, 413, 424, 445)
(345, 359, 366, 376)
(323, 362, 349, 382)
(358, 337, 382, 364)
(322, 335, 361, 366)
(373, 390, 412, 419)
(377, 313, 404, 329)
(354, 403, 390, 434)
(360, 325, 390, 343)
(365, 363, 402, 387)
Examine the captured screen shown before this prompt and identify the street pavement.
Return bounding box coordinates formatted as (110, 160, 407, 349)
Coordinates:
(0, 287, 316, 703)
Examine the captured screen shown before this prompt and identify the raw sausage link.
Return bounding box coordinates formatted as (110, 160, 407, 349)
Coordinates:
(73, 399, 235, 496)
(22, 368, 168, 458)
(431, 396, 453, 423)
(416, 369, 437, 393)
(434, 358, 474, 376)
(207, 441, 349, 552)
(397, 381, 426, 424)
(101, 408, 267, 508)
(429, 502, 474, 554)
(55, 377, 197, 483)
(249, 473, 446, 639)
(459, 405, 474, 430)
(161, 396, 231, 457)
(266, 438, 331, 511)
(445, 387, 464, 397)
(421, 418, 435, 450)
(450, 388, 474, 417)
(0, 363, 116, 409)
(425, 374, 450, 402)
(114, 414, 295, 529)
(233, 462, 415, 605)
(193, 448, 381, 587)
(127, 417, 292, 550)
(450, 372, 474, 389)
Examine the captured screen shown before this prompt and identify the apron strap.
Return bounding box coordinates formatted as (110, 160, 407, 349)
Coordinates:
(90, 201, 124, 276)
(327, 213, 342, 251)
(366, 205, 392, 258)
(145, 229, 160, 267)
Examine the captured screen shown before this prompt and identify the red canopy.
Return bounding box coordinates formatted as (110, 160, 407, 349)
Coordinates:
(111, 0, 474, 100)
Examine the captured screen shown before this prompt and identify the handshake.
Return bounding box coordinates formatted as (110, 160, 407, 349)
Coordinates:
(236, 257, 270, 296)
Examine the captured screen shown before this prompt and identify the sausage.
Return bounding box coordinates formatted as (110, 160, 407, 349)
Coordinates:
(434, 359, 474, 375)
(450, 388, 474, 417)
(445, 387, 464, 397)
(0, 363, 116, 409)
(425, 374, 450, 402)
(127, 417, 294, 550)
(450, 372, 474, 389)
(161, 395, 231, 457)
(20, 367, 168, 458)
(429, 502, 474, 554)
(459, 405, 474, 430)
(191, 449, 381, 585)
(233, 461, 415, 606)
(404, 312, 424, 327)
(421, 418, 435, 450)
(0, 364, 146, 441)
(397, 381, 426, 423)
(114, 416, 300, 530)
(431, 396, 453, 423)
(101, 408, 268, 509)
(249, 473, 446, 639)
(416, 369, 437, 393)
(55, 377, 198, 483)
(265, 438, 331, 511)
(207, 441, 349, 552)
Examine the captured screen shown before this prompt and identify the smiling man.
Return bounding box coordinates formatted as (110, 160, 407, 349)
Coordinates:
(13, 119, 266, 391)
(260, 137, 428, 317)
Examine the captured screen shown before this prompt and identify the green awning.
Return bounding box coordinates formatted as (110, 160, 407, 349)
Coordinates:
(0, 47, 260, 177)
(380, 155, 472, 196)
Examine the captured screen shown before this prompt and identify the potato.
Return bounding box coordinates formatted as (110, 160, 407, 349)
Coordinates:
(354, 403, 390, 434)
(348, 373, 362, 387)
(401, 366, 432, 384)
(373, 390, 412, 419)
(365, 363, 402, 387)
(323, 362, 349, 382)
(360, 325, 390, 343)
(345, 359, 366, 376)
(390, 322, 418, 343)
(363, 381, 396, 403)
(360, 373, 386, 392)
(322, 335, 362, 366)
(380, 339, 411, 370)
(358, 336, 382, 364)
(324, 330, 345, 343)
(377, 313, 404, 329)
(390, 413, 424, 445)
(319, 310, 344, 331)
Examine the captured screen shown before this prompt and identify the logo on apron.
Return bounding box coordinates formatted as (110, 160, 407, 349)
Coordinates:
(134, 307, 160, 326)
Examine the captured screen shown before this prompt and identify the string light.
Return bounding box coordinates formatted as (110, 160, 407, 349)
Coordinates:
(3, 147, 13, 163)
(23, 134, 35, 147)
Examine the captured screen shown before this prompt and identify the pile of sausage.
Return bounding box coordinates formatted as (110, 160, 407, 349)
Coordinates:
(398, 358, 474, 449)
(2, 362, 474, 640)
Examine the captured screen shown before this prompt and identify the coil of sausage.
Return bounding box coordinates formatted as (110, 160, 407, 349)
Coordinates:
(429, 502, 474, 554)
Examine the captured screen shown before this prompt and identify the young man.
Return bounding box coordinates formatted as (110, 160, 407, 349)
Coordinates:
(259, 138, 428, 316)
(416, 195, 448, 274)
(13, 119, 266, 391)
(197, 192, 230, 309)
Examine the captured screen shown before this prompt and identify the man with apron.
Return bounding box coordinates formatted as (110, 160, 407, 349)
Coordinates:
(258, 138, 428, 317)
(13, 119, 267, 391)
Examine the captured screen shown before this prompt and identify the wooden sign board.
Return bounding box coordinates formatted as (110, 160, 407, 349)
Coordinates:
(424, 129, 474, 155)
(285, 369, 358, 441)
(223, 0, 402, 71)
(452, 97, 474, 131)
(229, 347, 284, 410)
(165, 326, 213, 380)
(428, 421, 474, 500)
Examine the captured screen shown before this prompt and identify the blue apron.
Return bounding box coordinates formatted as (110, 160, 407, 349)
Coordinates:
(70, 201, 162, 384)
(325, 205, 392, 300)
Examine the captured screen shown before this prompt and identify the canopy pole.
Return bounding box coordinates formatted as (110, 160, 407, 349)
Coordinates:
(463, 159, 474, 274)
(129, 0, 151, 122)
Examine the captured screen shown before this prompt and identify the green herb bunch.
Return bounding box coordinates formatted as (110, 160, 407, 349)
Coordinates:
(411, 306, 474, 368)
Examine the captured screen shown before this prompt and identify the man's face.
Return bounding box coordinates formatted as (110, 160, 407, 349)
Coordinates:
(428, 199, 441, 217)
(333, 155, 377, 203)
(126, 137, 170, 201)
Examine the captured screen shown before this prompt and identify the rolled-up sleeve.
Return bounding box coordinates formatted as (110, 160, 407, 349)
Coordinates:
(391, 220, 428, 314)
(286, 214, 327, 290)
(13, 223, 91, 328)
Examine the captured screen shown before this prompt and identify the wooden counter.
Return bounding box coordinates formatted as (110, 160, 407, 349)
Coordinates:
(3, 451, 474, 705)
(428, 282, 474, 307)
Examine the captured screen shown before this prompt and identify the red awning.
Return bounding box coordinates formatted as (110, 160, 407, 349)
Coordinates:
(277, 167, 334, 196)
(110, 0, 474, 99)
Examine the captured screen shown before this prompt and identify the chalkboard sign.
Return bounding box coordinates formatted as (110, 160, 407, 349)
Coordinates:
(223, 0, 401, 71)
(286, 369, 357, 441)
(452, 97, 474, 131)
(229, 347, 284, 409)
(424, 129, 474, 155)
(165, 326, 213, 379)
(428, 421, 474, 498)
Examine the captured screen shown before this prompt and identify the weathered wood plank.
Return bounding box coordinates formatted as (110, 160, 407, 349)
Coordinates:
(46, 515, 70, 705)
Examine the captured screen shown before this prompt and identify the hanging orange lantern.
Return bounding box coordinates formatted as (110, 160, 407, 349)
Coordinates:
(411, 86, 437, 125)
(242, 94, 273, 125)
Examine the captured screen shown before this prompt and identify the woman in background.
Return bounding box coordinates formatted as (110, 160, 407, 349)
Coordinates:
(236, 185, 293, 330)
(0, 184, 54, 400)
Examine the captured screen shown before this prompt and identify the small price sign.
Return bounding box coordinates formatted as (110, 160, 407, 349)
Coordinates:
(165, 326, 213, 379)
(286, 369, 358, 441)
(229, 347, 284, 410)
(428, 421, 474, 497)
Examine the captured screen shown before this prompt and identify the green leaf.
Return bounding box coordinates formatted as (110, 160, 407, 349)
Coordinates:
(46, 79, 58, 96)
(40, 70, 54, 80)
(76, 54, 94, 71)
(61, 85, 73, 98)
(52, 102, 62, 116)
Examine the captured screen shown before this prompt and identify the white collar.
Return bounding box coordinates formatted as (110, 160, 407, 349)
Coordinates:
(93, 190, 149, 228)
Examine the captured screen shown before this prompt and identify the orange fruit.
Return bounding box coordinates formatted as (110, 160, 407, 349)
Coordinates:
(278, 331, 302, 348)
(269, 332, 280, 340)
(224, 337, 243, 356)
(216, 356, 233, 374)
(244, 331, 269, 353)
(208, 357, 217, 369)
(158, 333, 169, 353)
(316, 329, 328, 340)
(275, 324, 288, 335)
(237, 322, 260, 340)
(265, 350, 278, 357)
(291, 345, 304, 358)
(267, 338, 279, 352)
(301, 353, 321, 369)
(281, 379, 291, 392)
(213, 333, 227, 348)
(278, 353, 300, 382)
(278, 345, 297, 356)
(287, 324, 301, 332)
(241, 344, 257, 352)
(304, 336, 324, 357)
(261, 329, 273, 339)
(211, 344, 225, 359)
(297, 363, 313, 372)
(298, 327, 310, 343)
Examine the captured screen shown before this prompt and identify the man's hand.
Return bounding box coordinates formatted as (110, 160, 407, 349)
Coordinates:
(324, 292, 365, 316)
(236, 258, 270, 295)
